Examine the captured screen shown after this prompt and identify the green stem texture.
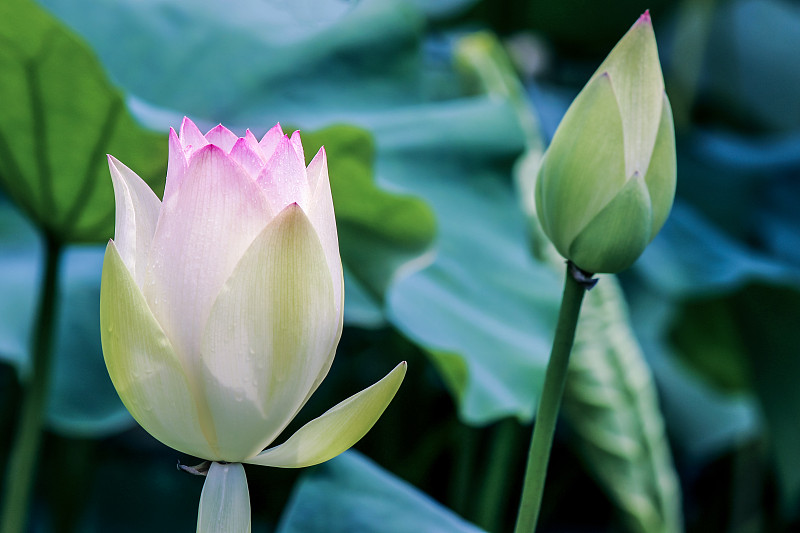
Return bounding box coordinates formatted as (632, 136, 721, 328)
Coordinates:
(1, 236, 62, 533)
(514, 263, 588, 533)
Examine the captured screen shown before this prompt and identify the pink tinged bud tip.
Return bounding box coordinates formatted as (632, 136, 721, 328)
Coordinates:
(638, 9, 651, 24)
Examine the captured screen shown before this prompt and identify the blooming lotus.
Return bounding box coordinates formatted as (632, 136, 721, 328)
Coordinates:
(535, 11, 676, 274)
(100, 117, 405, 529)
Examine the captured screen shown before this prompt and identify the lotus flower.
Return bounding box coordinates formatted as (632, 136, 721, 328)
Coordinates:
(535, 11, 676, 274)
(100, 117, 405, 530)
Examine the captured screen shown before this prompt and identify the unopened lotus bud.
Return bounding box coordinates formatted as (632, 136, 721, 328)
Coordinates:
(535, 11, 676, 274)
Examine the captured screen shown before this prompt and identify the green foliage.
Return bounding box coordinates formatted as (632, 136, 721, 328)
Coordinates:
(669, 297, 751, 393)
(301, 126, 437, 324)
(381, 101, 562, 424)
(0, 0, 166, 243)
(731, 285, 800, 516)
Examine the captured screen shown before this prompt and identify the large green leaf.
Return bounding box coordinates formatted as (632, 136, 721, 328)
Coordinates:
(277, 451, 485, 533)
(625, 281, 761, 463)
(300, 125, 437, 327)
(38, 0, 431, 124)
(699, 0, 800, 132)
(372, 95, 560, 425)
(0, 0, 166, 243)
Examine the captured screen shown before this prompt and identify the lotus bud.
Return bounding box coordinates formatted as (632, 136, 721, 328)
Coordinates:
(535, 11, 676, 274)
(100, 118, 406, 531)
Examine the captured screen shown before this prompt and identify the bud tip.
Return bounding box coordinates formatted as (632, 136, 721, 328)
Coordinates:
(638, 9, 651, 24)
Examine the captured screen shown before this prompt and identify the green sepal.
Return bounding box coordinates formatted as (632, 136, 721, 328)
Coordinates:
(536, 72, 627, 258)
(568, 174, 653, 274)
(590, 13, 664, 177)
(643, 93, 677, 240)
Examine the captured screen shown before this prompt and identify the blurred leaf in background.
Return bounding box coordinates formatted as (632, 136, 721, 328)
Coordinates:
(277, 451, 486, 533)
(301, 126, 437, 327)
(0, 0, 167, 244)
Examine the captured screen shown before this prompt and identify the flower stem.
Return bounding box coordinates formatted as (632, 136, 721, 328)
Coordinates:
(514, 262, 589, 533)
(1, 235, 62, 533)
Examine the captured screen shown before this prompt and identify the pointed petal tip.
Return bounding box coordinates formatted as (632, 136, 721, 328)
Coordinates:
(193, 142, 225, 157)
(180, 116, 197, 132)
(638, 9, 651, 24)
(206, 123, 226, 136)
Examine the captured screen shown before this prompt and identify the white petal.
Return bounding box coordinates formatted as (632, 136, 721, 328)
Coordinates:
(107, 155, 161, 288)
(306, 147, 343, 318)
(245, 362, 406, 468)
(164, 128, 188, 202)
(196, 463, 251, 533)
(100, 241, 215, 460)
(201, 204, 339, 461)
(145, 145, 272, 373)
(256, 135, 310, 213)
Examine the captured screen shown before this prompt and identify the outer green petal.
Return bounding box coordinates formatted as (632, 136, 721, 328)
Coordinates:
(196, 462, 251, 533)
(591, 12, 664, 177)
(568, 174, 653, 274)
(244, 362, 407, 468)
(100, 241, 214, 459)
(201, 204, 339, 461)
(536, 73, 627, 256)
(107, 155, 161, 288)
(643, 93, 677, 240)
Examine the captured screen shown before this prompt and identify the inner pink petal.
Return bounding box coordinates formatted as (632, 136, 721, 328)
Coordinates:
(205, 124, 239, 153)
(179, 117, 208, 153)
(259, 123, 284, 161)
(164, 128, 188, 202)
(244, 130, 263, 155)
(229, 138, 266, 179)
(256, 135, 309, 214)
(290, 131, 305, 165)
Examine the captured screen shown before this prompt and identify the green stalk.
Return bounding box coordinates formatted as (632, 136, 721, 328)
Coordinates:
(514, 263, 589, 533)
(1, 235, 62, 533)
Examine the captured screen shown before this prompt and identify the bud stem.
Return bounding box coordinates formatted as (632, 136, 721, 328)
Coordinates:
(1, 235, 62, 533)
(514, 262, 590, 533)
